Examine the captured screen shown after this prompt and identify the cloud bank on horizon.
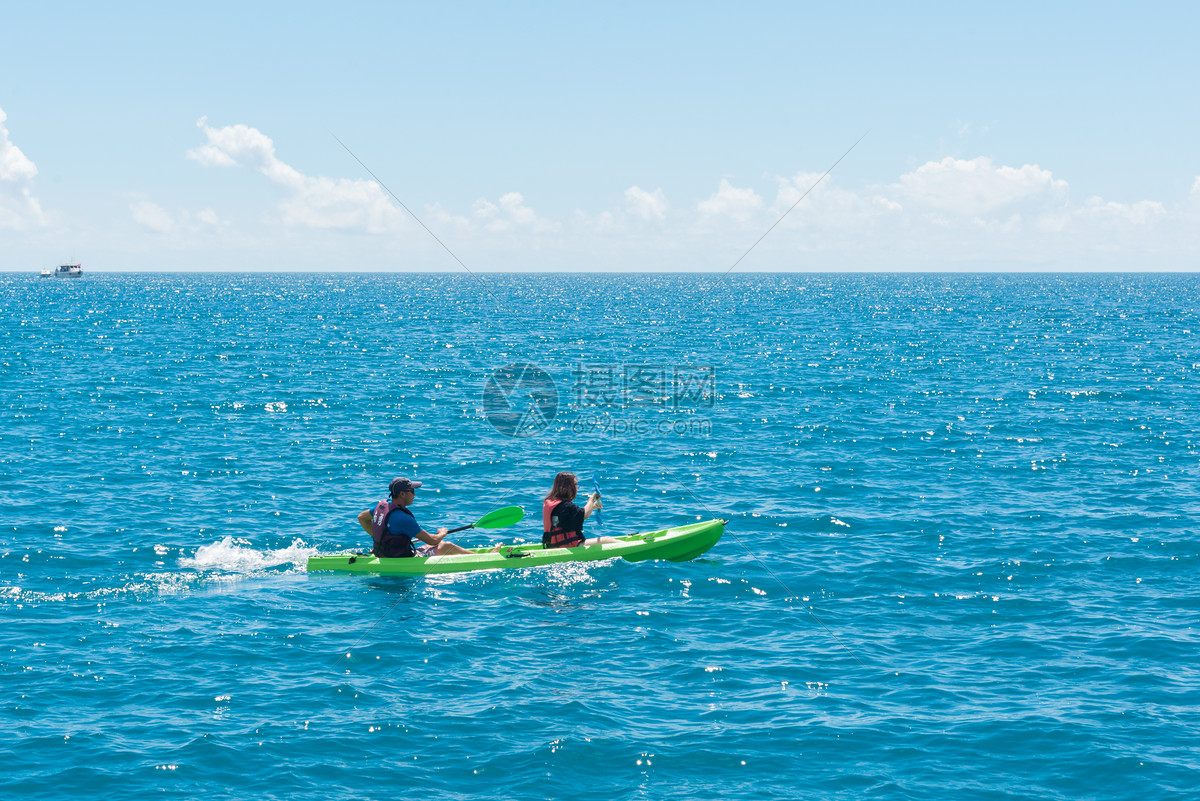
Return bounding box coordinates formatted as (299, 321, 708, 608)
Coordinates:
(4, 106, 1199, 270)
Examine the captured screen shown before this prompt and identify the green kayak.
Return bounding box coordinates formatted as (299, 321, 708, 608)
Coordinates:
(306, 518, 724, 576)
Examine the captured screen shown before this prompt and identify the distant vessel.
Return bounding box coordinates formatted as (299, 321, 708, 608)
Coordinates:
(40, 263, 83, 278)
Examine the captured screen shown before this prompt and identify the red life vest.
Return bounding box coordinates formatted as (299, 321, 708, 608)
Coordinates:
(371, 500, 416, 558)
(543, 498, 585, 548)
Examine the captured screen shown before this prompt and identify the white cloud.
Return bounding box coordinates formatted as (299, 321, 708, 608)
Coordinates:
(895, 156, 1067, 216)
(0, 107, 46, 230)
(470, 191, 557, 233)
(772, 171, 829, 211)
(150, 122, 1200, 269)
(187, 118, 404, 233)
(130, 200, 176, 233)
(675, 156, 1200, 268)
(698, 179, 764, 221)
(472, 198, 499, 220)
(557, 157, 1200, 269)
(1078, 197, 1165, 226)
(771, 171, 890, 233)
(499, 192, 537, 226)
(129, 198, 230, 236)
(625, 186, 668, 222)
(0, 110, 37, 183)
(1184, 176, 1200, 213)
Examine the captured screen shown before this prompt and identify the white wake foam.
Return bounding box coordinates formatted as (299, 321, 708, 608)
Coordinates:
(179, 536, 317, 573)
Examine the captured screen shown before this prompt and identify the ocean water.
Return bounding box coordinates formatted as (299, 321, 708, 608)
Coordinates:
(2, 272, 1198, 800)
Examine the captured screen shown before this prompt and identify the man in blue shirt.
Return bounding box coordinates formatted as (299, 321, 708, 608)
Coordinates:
(356, 477, 474, 557)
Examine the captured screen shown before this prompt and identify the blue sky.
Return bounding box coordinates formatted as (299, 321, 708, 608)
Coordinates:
(2, 1, 1198, 271)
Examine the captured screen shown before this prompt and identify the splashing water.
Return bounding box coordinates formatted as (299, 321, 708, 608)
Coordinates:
(180, 536, 317, 573)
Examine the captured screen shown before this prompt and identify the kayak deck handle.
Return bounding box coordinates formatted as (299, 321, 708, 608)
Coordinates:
(499, 546, 531, 559)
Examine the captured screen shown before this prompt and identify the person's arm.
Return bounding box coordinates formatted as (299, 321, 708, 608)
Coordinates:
(414, 527, 450, 547)
(357, 509, 373, 535)
(582, 492, 602, 520)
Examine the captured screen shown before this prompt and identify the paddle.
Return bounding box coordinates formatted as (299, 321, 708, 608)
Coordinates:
(592, 474, 603, 527)
(446, 505, 525, 534)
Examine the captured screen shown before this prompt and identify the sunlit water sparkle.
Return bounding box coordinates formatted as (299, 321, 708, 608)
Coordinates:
(2, 272, 1199, 800)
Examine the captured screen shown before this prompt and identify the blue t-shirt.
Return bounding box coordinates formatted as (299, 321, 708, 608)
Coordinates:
(387, 507, 421, 540)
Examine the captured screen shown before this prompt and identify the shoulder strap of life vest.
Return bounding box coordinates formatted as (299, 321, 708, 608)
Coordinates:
(372, 500, 415, 546)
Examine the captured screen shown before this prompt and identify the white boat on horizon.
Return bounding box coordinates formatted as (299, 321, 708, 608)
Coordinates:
(40, 263, 83, 278)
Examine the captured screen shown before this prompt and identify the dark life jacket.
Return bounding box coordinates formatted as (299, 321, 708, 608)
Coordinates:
(542, 498, 585, 549)
(372, 500, 417, 558)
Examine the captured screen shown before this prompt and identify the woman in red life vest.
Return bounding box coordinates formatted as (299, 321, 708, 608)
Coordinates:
(542, 472, 618, 548)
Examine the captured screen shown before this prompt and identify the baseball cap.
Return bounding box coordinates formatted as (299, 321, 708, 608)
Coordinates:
(389, 477, 423, 496)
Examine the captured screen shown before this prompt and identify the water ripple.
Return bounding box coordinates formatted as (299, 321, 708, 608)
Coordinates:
(2, 273, 1200, 799)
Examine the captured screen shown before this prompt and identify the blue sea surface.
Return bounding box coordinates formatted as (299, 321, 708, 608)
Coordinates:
(2, 272, 1198, 800)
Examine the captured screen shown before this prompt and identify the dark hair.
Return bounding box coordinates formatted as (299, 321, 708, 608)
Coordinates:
(545, 471, 578, 501)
